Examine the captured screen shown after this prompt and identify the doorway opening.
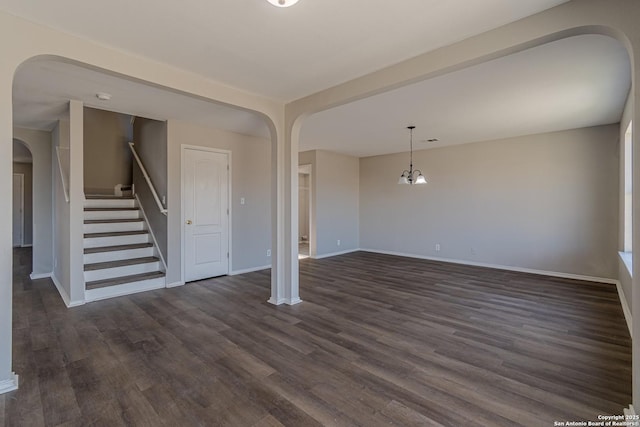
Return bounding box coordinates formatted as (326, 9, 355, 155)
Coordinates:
(12, 140, 33, 249)
(298, 164, 312, 259)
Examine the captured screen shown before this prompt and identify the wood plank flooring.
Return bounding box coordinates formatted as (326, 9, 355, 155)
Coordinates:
(1, 248, 631, 426)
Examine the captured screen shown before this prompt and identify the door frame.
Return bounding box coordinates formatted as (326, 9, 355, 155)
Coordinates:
(180, 144, 232, 284)
(298, 164, 314, 258)
(12, 173, 24, 248)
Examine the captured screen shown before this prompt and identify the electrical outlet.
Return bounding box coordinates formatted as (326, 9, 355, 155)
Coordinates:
(470, 247, 476, 256)
(337, 239, 341, 246)
(435, 243, 441, 252)
(240, 197, 245, 205)
(266, 249, 271, 257)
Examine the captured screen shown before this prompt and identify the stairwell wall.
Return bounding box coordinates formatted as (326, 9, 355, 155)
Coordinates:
(133, 118, 168, 262)
(84, 107, 133, 195)
(52, 119, 72, 304)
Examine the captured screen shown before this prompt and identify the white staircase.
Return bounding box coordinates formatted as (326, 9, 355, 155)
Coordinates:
(84, 196, 166, 302)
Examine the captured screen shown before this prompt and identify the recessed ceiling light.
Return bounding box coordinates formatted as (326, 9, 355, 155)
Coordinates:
(267, 0, 300, 7)
(96, 92, 112, 101)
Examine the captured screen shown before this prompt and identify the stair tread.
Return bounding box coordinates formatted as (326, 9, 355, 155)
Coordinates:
(84, 207, 139, 211)
(85, 195, 135, 200)
(84, 218, 144, 224)
(84, 230, 149, 238)
(84, 243, 154, 254)
(85, 256, 160, 271)
(86, 271, 165, 290)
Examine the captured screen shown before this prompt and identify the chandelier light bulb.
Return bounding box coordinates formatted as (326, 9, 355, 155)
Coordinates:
(267, 0, 300, 7)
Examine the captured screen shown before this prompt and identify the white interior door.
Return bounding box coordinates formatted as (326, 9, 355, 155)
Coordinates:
(12, 174, 23, 248)
(183, 148, 229, 282)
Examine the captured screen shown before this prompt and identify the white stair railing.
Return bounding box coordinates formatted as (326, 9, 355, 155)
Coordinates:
(128, 142, 167, 215)
(56, 146, 70, 203)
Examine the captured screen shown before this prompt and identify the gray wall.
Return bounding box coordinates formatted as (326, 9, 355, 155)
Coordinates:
(12, 162, 32, 246)
(14, 128, 53, 277)
(84, 107, 132, 194)
(360, 125, 619, 280)
(619, 89, 633, 311)
(298, 150, 360, 258)
(52, 119, 72, 301)
(166, 120, 271, 284)
(133, 118, 168, 261)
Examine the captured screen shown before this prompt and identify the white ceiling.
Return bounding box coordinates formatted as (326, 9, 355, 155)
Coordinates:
(13, 59, 270, 136)
(7, 2, 630, 159)
(1, 0, 569, 101)
(301, 34, 631, 157)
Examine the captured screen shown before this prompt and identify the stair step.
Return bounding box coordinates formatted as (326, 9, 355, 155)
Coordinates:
(86, 195, 135, 200)
(84, 256, 159, 271)
(84, 243, 154, 254)
(84, 219, 144, 224)
(84, 230, 149, 238)
(86, 271, 166, 290)
(84, 207, 139, 211)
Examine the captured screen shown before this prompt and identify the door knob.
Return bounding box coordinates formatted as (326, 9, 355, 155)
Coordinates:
(186, 220, 192, 225)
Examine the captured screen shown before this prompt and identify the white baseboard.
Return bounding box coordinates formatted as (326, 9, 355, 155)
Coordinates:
(616, 281, 633, 336)
(267, 297, 302, 306)
(51, 274, 84, 308)
(312, 248, 359, 260)
(166, 281, 185, 288)
(360, 248, 618, 285)
(0, 372, 19, 394)
(624, 404, 636, 417)
(29, 271, 52, 280)
(21, 244, 32, 248)
(230, 264, 271, 275)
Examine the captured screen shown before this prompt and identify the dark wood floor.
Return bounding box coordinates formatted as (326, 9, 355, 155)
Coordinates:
(1, 248, 631, 426)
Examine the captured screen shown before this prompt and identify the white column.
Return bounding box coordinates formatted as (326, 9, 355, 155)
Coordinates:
(0, 70, 18, 394)
(631, 47, 640, 412)
(284, 121, 300, 304)
(68, 100, 85, 304)
(269, 118, 301, 305)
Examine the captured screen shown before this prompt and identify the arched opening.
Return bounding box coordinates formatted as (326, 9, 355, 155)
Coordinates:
(11, 56, 277, 305)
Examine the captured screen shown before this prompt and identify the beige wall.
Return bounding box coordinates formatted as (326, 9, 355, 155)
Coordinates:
(84, 107, 132, 194)
(12, 162, 32, 246)
(360, 125, 619, 280)
(166, 120, 271, 284)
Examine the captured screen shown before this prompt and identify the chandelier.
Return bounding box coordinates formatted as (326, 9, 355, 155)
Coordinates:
(398, 126, 427, 185)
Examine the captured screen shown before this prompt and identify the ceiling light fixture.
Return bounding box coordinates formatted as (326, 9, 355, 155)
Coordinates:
(266, 0, 300, 7)
(398, 126, 427, 185)
(96, 92, 112, 101)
